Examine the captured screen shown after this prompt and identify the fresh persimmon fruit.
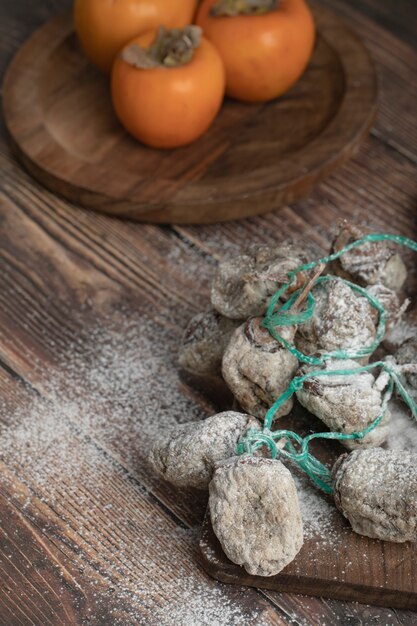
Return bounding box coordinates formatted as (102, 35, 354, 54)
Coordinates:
(74, 0, 198, 73)
(111, 27, 226, 149)
(196, 0, 315, 103)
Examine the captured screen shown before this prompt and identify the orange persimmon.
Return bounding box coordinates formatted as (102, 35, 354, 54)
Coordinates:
(74, 0, 198, 73)
(111, 27, 226, 148)
(196, 0, 315, 103)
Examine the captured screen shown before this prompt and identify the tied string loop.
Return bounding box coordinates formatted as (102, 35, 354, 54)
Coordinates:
(263, 275, 386, 365)
(238, 363, 402, 494)
(237, 234, 417, 493)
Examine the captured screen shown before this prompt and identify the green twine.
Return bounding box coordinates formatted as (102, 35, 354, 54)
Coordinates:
(263, 275, 386, 366)
(237, 233, 417, 493)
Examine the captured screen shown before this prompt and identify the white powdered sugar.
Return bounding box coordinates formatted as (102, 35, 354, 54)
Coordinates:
(2, 316, 270, 624)
(0, 316, 208, 491)
(0, 289, 415, 623)
(152, 580, 269, 626)
(292, 473, 339, 542)
(386, 399, 417, 452)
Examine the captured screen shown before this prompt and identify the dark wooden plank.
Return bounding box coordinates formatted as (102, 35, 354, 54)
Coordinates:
(0, 182, 215, 528)
(199, 407, 417, 612)
(0, 150, 214, 318)
(1, 152, 414, 620)
(0, 1, 70, 75)
(0, 368, 286, 626)
(0, 162, 293, 623)
(1, 113, 417, 623)
(319, 0, 417, 161)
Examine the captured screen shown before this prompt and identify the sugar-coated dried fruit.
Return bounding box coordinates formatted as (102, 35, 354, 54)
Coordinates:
(209, 455, 304, 575)
(222, 317, 298, 420)
(179, 310, 242, 377)
(330, 221, 407, 290)
(332, 448, 417, 542)
(296, 359, 391, 449)
(211, 243, 308, 319)
(295, 280, 376, 359)
(149, 411, 261, 489)
(366, 284, 409, 334)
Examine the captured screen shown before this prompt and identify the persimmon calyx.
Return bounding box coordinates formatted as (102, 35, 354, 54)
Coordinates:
(211, 0, 279, 16)
(122, 26, 202, 69)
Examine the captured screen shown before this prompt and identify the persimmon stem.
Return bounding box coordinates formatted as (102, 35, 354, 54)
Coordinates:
(291, 263, 326, 311)
(122, 26, 202, 69)
(211, 0, 279, 17)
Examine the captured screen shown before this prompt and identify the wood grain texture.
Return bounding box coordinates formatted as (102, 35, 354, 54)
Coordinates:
(2, 4, 377, 223)
(200, 515, 417, 610)
(318, 0, 417, 163)
(0, 368, 289, 626)
(0, 0, 417, 624)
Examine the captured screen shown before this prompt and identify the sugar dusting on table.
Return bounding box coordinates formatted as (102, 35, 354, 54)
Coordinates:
(0, 307, 416, 623)
(0, 315, 273, 625)
(386, 398, 417, 451)
(0, 316, 207, 486)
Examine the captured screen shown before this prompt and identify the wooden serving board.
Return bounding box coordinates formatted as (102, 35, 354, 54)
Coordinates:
(199, 408, 417, 611)
(2, 4, 377, 224)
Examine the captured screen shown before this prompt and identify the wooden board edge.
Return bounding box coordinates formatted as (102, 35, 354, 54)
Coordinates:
(4, 120, 375, 225)
(199, 511, 417, 611)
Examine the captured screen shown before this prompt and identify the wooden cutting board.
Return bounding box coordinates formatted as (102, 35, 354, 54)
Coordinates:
(199, 407, 417, 610)
(2, 4, 377, 224)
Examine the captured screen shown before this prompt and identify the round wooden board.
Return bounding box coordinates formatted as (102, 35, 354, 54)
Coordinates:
(3, 4, 377, 224)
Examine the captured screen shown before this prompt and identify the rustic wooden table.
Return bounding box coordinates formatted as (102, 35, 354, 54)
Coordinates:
(0, 1, 416, 625)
